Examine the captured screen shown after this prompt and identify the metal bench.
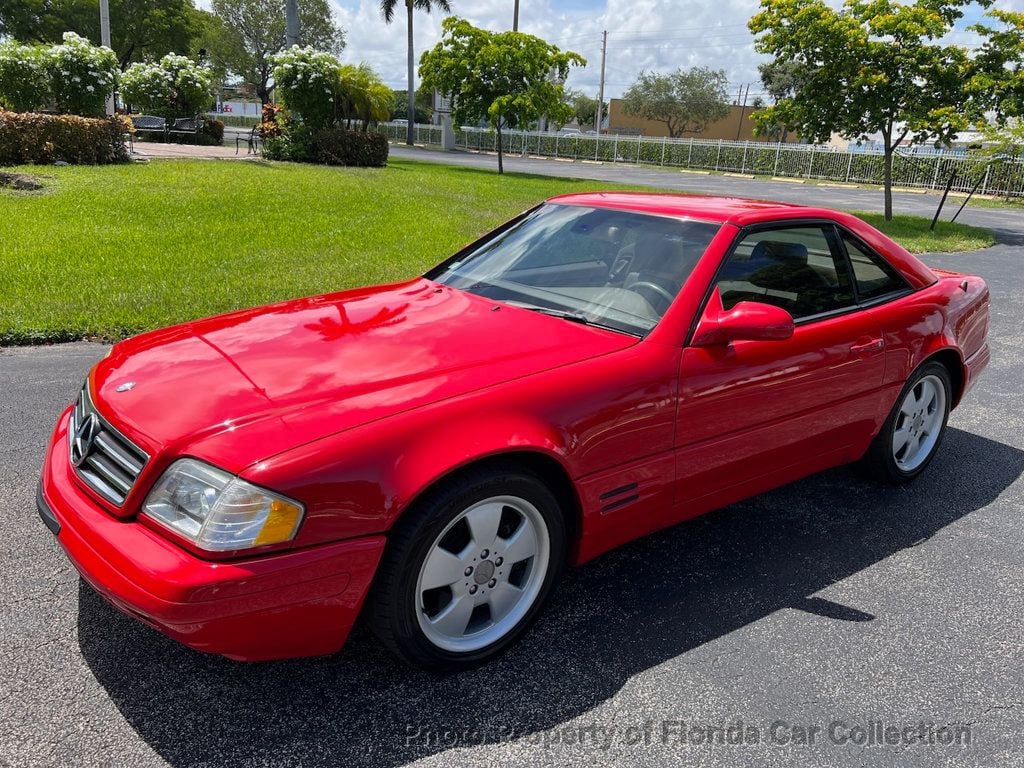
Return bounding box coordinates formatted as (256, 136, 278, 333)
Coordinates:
(235, 124, 261, 155)
(130, 115, 167, 138)
(167, 117, 203, 142)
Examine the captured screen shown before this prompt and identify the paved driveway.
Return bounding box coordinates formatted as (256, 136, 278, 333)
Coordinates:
(1, 160, 1022, 767)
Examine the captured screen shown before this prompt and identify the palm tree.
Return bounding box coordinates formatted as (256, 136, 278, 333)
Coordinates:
(380, 0, 452, 145)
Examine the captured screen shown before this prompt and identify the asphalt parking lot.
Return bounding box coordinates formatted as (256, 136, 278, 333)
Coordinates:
(1, 158, 1022, 767)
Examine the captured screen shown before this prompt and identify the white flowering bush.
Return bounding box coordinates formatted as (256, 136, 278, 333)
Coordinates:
(121, 54, 213, 118)
(270, 46, 341, 130)
(0, 41, 51, 112)
(44, 32, 118, 117)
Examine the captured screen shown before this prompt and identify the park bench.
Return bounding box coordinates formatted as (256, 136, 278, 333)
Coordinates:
(235, 124, 261, 155)
(130, 115, 167, 138)
(167, 117, 203, 142)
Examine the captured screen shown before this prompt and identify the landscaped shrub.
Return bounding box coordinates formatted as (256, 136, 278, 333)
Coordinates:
(311, 128, 388, 166)
(259, 102, 285, 138)
(269, 46, 342, 131)
(0, 41, 51, 112)
(0, 33, 116, 116)
(120, 54, 213, 119)
(45, 32, 118, 117)
(200, 117, 225, 145)
(0, 111, 128, 165)
(262, 122, 313, 162)
(262, 123, 388, 167)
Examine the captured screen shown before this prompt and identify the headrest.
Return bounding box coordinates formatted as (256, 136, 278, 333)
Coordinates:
(750, 241, 809, 266)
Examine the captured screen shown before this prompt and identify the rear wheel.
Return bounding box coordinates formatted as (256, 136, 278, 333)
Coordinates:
(367, 468, 566, 672)
(861, 361, 952, 484)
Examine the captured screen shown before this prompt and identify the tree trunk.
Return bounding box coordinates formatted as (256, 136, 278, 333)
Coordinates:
(497, 119, 504, 175)
(406, 0, 415, 146)
(883, 135, 894, 221)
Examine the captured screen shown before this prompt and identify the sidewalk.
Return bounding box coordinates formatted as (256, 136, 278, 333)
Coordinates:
(132, 139, 256, 160)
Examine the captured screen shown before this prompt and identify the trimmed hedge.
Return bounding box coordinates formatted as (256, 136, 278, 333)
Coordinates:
(311, 129, 388, 167)
(264, 126, 389, 167)
(0, 111, 128, 165)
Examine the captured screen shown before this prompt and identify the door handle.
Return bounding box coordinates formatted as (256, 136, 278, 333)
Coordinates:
(850, 337, 885, 354)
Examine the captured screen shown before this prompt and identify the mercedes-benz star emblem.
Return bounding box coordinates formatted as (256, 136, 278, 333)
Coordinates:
(116, 381, 136, 392)
(71, 413, 100, 467)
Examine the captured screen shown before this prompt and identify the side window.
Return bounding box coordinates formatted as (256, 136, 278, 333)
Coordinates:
(716, 226, 855, 320)
(842, 233, 909, 301)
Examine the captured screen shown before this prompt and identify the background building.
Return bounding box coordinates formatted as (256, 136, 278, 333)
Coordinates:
(606, 99, 802, 143)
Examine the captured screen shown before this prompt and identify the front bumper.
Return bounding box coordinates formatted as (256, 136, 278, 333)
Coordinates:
(39, 408, 386, 661)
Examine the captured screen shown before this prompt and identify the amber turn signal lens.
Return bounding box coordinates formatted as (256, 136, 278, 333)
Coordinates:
(253, 500, 303, 546)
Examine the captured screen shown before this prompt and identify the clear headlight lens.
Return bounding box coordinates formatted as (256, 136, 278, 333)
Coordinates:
(141, 459, 304, 551)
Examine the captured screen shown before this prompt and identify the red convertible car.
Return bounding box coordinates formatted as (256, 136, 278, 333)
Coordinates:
(38, 193, 990, 670)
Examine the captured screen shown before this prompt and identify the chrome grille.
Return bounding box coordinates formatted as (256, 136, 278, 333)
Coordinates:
(68, 385, 149, 506)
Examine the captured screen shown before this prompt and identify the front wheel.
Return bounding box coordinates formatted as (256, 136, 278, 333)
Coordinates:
(366, 469, 566, 672)
(861, 361, 952, 484)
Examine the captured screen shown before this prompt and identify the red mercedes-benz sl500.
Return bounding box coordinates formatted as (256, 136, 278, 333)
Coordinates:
(38, 193, 990, 670)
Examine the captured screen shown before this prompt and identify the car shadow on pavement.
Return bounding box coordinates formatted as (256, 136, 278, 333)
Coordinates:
(77, 427, 1023, 768)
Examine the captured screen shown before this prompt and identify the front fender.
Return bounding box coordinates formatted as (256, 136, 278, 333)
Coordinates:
(242, 400, 574, 543)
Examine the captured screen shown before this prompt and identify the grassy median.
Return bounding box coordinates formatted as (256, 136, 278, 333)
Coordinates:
(0, 158, 996, 345)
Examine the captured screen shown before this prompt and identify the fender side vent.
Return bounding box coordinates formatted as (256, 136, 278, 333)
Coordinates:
(599, 482, 640, 513)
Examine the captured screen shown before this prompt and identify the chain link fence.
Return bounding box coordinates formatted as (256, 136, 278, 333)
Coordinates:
(376, 123, 1024, 199)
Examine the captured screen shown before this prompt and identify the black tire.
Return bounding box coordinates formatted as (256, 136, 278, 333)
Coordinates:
(366, 467, 566, 672)
(860, 360, 952, 484)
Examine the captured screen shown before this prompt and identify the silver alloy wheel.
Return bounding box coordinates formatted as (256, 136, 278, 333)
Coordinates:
(415, 495, 551, 653)
(892, 374, 947, 472)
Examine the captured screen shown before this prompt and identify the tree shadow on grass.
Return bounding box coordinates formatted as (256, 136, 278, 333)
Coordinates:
(77, 428, 1023, 767)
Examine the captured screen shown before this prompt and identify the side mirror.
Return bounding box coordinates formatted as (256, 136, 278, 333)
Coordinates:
(692, 288, 795, 347)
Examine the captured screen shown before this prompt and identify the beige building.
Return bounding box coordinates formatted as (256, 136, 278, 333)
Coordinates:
(606, 99, 801, 143)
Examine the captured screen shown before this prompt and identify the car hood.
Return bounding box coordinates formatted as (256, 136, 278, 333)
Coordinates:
(90, 278, 636, 472)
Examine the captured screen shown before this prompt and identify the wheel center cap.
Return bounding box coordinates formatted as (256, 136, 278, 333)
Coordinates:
(474, 560, 495, 584)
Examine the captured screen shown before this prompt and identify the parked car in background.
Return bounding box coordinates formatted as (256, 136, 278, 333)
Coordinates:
(38, 194, 990, 671)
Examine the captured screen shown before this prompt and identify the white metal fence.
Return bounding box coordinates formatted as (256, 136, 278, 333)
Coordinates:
(377, 123, 1024, 199)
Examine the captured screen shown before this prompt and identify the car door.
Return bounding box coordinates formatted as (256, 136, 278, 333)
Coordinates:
(673, 223, 887, 514)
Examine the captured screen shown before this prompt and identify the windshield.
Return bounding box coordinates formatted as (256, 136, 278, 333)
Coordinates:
(427, 203, 721, 336)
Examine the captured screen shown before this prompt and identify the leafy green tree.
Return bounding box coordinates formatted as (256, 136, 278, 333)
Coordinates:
(391, 85, 433, 123)
(755, 59, 809, 141)
(970, 10, 1024, 123)
(621, 67, 730, 138)
(564, 89, 605, 129)
(380, 0, 452, 146)
(211, 0, 345, 104)
(750, 0, 980, 220)
(420, 17, 584, 174)
(0, 0, 205, 69)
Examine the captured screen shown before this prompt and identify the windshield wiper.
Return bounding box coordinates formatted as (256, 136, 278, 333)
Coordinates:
(507, 302, 593, 325)
(503, 300, 641, 337)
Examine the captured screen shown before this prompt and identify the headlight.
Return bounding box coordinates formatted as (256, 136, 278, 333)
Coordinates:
(141, 459, 304, 551)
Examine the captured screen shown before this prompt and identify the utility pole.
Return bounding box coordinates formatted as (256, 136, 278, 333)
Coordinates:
(99, 0, 114, 115)
(286, 0, 299, 47)
(513, 0, 520, 31)
(594, 30, 607, 134)
(734, 83, 750, 141)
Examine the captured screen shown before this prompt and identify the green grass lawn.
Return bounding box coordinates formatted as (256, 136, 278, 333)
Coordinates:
(853, 212, 995, 254)
(0, 158, 996, 345)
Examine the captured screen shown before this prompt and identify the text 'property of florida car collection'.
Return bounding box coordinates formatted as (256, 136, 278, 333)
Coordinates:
(39, 193, 989, 671)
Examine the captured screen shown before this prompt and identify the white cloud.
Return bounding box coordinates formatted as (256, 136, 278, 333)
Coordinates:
(199, 0, 1024, 102)
(330, 0, 767, 99)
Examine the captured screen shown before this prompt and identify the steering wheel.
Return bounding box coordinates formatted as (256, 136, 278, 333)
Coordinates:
(629, 281, 675, 314)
